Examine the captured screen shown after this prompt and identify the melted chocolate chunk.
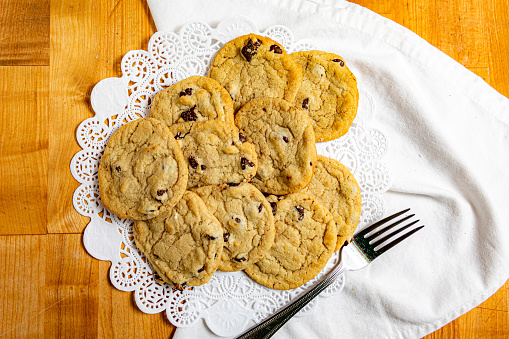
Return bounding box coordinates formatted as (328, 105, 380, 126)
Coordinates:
(197, 266, 205, 273)
(241, 38, 262, 62)
(332, 58, 345, 67)
(179, 88, 193, 96)
(223, 232, 230, 242)
(239, 132, 247, 143)
(269, 44, 283, 54)
(302, 98, 309, 109)
(115, 166, 122, 172)
(188, 156, 198, 169)
(241, 157, 255, 170)
(181, 106, 197, 121)
(201, 165, 207, 170)
(270, 202, 277, 216)
(156, 189, 167, 196)
(234, 257, 247, 262)
(206, 235, 217, 240)
(296, 205, 304, 221)
(282, 136, 289, 143)
(234, 217, 241, 223)
(258, 203, 263, 213)
(228, 182, 240, 187)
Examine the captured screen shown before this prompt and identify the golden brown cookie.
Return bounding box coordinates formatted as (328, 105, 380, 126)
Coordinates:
(192, 183, 275, 272)
(150, 75, 235, 136)
(244, 192, 337, 290)
(98, 117, 188, 220)
(133, 191, 224, 287)
(235, 97, 317, 195)
(301, 155, 362, 251)
(290, 50, 359, 142)
(209, 33, 303, 111)
(178, 120, 258, 189)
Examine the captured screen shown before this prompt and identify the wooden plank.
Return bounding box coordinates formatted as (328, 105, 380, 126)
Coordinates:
(0, 66, 48, 235)
(0, 234, 175, 338)
(0, 0, 50, 65)
(0, 235, 46, 338)
(47, 0, 156, 233)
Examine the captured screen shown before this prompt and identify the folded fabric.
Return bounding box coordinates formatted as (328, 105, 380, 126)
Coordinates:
(147, 1, 509, 338)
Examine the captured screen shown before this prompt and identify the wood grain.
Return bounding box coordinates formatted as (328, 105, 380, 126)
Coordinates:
(0, 0, 508, 338)
(0, 66, 48, 235)
(0, 234, 175, 338)
(0, 0, 50, 65)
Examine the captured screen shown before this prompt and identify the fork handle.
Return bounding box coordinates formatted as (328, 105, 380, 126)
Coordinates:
(236, 262, 347, 339)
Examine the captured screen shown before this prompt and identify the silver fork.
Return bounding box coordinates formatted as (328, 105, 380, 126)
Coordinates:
(236, 208, 424, 339)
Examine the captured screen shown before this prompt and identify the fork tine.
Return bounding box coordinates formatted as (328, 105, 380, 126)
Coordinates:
(365, 214, 415, 240)
(375, 224, 424, 255)
(357, 208, 411, 238)
(370, 219, 420, 246)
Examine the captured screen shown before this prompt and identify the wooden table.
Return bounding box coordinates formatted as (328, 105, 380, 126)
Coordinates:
(1, 0, 507, 337)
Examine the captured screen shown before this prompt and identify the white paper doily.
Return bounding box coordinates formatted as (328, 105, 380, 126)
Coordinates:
(70, 16, 391, 337)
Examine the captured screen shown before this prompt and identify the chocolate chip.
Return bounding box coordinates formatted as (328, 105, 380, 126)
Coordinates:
(228, 182, 240, 187)
(147, 210, 156, 213)
(206, 235, 217, 240)
(310, 162, 313, 166)
(282, 136, 289, 143)
(223, 232, 230, 242)
(201, 165, 206, 170)
(179, 88, 193, 96)
(234, 257, 247, 262)
(174, 131, 189, 140)
(157, 189, 167, 196)
(258, 204, 263, 213)
(181, 106, 197, 121)
(270, 202, 277, 216)
(269, 44, 283, 54)
(241, 38, 262, 62)
(234, 217, 241, 223)
(296, 205, 304, 221)
(115, 166, 122, 172)
(239, 132, 247, 142)
(241, 157, 255, 170)
(197, 266, 205, 273)
(302, 98, 309, 109)
(189, 156, 198, 169)
(333, 58, 345, 67)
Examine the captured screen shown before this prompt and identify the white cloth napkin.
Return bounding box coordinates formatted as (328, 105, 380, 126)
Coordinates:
(147, 0, 509, 338)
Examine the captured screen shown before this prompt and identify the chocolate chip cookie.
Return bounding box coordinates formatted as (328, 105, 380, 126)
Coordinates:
(244, 192, 337, 290)
(98, 117, 188, 220)
(209, 33, 303, 111)
(290, 50, 359, 142)
(301, 155, 362, 251)
(178, 120, 258, 189)
(235, 97, 317, 195)
(192, 183, 275, 272)
(133, 191, 224, 287)
(150, 75, 235, 136)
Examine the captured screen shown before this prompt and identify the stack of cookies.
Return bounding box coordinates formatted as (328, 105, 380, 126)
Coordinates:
(98, 33, 362, 291)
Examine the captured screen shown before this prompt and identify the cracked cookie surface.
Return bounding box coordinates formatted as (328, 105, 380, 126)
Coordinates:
(98, 117, 188, 220)
(290, 50, 359, 142)
(178, 120, 258, 189)
(209, 33, 303, 111)
(244, 192, 337, 290)
(192, 183, 275, 272)
(235, 97, 317, 195)
(301, 155, 362, 251)
(150, 75, 235, 136)
(133, 191, 223, 287)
